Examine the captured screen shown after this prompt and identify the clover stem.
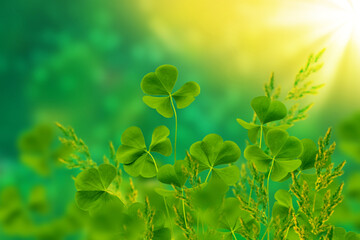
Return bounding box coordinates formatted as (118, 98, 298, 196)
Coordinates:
(204, 167, 213, 183)
(169, 95, 178, 162)
(231, 230, 238, 240)
(181, 188, 188, 228)
(259, 124, 263, 148)
(266, 158, 275, 240)
(147, 151, 158, 172)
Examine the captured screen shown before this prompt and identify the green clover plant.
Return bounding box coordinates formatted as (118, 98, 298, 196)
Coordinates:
(244, 129, 303, 182)
(75, 163, 123, 211)
(116, 126, 172, 178)
(141, 64, 200, 162)
(52, 53, 360, 240)
(190, 134, 241, 185)
(237, 96, 288, 145)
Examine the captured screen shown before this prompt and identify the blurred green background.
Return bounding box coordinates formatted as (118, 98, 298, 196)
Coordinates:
(1, 0, 360, 239)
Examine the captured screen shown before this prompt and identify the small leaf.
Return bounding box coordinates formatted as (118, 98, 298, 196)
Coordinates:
(117, 126, 172, 178)
(141, 65, 177, 95)
(143, 96, 173, 118)
(212, 165, 240, 186)
(172, 81, 200, 109)
(299, 138, 317, 170)
(141, 65, 200, 118)
(237, 118, 261, 144)
(157, 159, 188, 187)
(123, 154, 156, 178)
(272, 202, 289, 219)
(266, 129, 303, 159)
(190, 134, 241, 171)
(157, 164, 180, 186)
(149, 126, 172, 156)
(271, 160, 302, 181)
(251, 96, 287, 124)
(274, 189, 292, 208)
(75, 164, 123, 211)
(245, 129, 302, 182)
(153, 228, 171, 240)
(236, 118, 258, 130)
(217, 198, 259, 233)
(266, 129, 289, 156)
(244, 145, 272, 172)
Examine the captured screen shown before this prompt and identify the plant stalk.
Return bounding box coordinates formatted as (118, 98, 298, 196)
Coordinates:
(182, 188, 188, 228)
(266, 158, 275, 240)
(169, 95, 178, 162)
(147, 151, 158, 172)
(204, 167, 213, 183)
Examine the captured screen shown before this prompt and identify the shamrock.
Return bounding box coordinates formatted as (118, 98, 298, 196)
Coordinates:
(141, 64, 200, 118)
(157, 159, 189, 188)
(75, 164, 123, 211)
(190, 134, 241, 185)
(244, 129, 303, 182)
(237, 96, 288, 144)
(272, 190, 293, 225)
(116, 126, 172, 178)
(215, 198, 259, 239)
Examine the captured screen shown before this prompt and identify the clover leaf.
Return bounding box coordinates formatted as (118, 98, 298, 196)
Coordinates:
(189, 134, 241, 185)
(216, 198, 259, 237)
(299, 138, 317, 170)
(141, 65, 200, 118)
(244, 129, 303, 182)
(251, 96, 287, 124)
(75, 164, 123, 211)
(275, 189, 292, 209)
(272, 190, 293, 224)
(157, 159, 189, 187)
(116, 126, 172, 178)
(237, 96, 288, 144)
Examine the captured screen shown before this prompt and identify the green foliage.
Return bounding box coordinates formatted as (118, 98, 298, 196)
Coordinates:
(157, 159, 189, 187)
(18, 124, 72, 175)
(286, 49, 325, 100)
(141, 64, 200, 118)
(251, 96, 287, 124)
(51, 60, 359, 240)
(190, 134, 241, 185)
(116, 126, 172, 178)
(244, 129, 303, 181)
(237, 96, 289, 144)
(56, 122, 96, 169)
(338, 111, 360, 163)
(75, 163, 123, 211)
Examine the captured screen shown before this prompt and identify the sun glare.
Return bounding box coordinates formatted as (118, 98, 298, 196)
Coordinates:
(349, 0, 360, 35)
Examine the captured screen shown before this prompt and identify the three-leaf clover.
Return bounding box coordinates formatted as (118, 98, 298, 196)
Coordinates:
(116, 126, 172, 178)
(190, 134, 241, 185)
(157, 159, 189, 188)
(237, 96, 287, 144)
(216, 198, 259, 238)
(75, 164, 123, 211)
(141, 64, 200, 118)
(244, 129, 303, 182)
